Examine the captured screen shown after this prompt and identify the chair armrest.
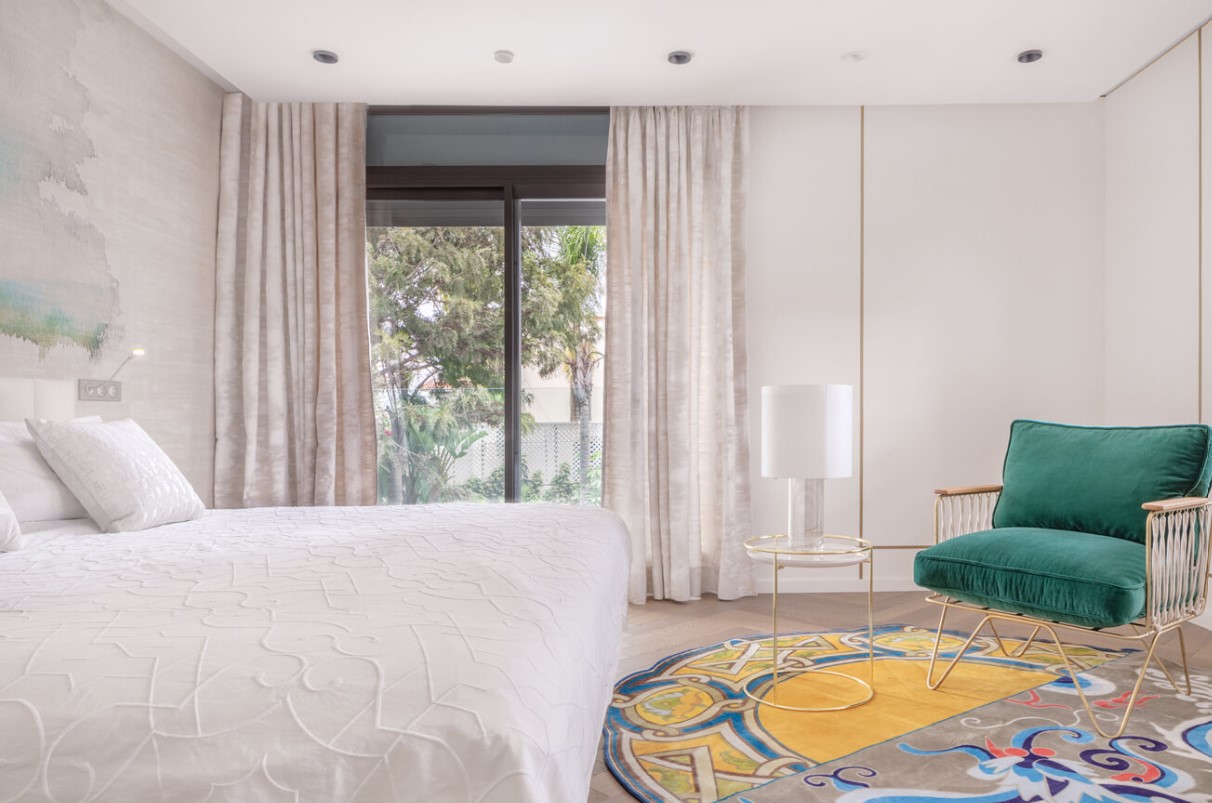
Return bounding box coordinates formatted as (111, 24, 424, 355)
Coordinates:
(935, 484, 1003, 497)
(1142, 497, 1209, 512)
(1144, 498, 1211, 628)
(934, 485, 1002, 543)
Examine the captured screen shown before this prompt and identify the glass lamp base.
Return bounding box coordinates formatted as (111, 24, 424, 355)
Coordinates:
(787, 477, 825, 551)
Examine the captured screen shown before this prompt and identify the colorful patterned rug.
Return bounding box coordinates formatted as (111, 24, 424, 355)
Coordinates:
(728, 646, 1212, 802)
(603, 624, 1153, 802)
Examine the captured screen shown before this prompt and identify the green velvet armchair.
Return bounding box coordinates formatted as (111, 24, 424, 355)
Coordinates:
(914, 419, 1212, 738)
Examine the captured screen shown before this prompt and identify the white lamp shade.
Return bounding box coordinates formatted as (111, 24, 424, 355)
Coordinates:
(761, 384, 853, 479)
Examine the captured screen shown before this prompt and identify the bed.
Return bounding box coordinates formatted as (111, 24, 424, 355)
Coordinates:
(0, 381, 631, 802)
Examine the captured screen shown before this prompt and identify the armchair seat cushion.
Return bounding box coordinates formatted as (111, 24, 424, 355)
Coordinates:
(914, 528, 1145, 629)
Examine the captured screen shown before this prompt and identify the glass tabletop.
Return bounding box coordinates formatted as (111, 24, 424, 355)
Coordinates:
(743, 534, 872, 566)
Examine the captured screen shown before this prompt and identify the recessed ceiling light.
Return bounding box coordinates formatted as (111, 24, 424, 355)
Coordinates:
(312, 50, 339, 65)
(1017, 49, 1044, 64)
(494, 50, 515, 64)
(667, 50, 693, 66)
(841, 50, 868, 63)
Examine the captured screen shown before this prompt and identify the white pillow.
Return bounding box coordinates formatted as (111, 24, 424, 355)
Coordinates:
(26, 418, 204, 533)
(0, 488, 21, 551)
(0, 417, 99, 522)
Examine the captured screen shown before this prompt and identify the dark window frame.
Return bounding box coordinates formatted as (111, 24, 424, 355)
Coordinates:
(368, 105, 608, 116)
(366, 112, 606, 502)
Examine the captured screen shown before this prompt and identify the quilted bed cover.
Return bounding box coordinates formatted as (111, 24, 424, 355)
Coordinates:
(0, 503, 631, 803)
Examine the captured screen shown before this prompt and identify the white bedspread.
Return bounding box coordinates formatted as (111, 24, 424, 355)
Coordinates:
(0, 504, 630, 803)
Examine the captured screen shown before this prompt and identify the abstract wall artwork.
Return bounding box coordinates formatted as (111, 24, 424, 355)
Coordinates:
(0, 0, 120, 359)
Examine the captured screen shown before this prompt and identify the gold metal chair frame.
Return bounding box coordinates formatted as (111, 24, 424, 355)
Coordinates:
(923, 486, 1211, 739)
(737, 534, 875, 712)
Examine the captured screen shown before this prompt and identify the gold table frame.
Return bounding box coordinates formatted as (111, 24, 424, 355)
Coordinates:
(738, 534, 875, 712)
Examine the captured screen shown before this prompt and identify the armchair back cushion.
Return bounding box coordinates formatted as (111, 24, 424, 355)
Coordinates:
(991, 420, 1212, 544)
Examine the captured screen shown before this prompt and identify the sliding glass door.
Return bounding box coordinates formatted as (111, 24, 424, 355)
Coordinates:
(366, 200, 506, 504)
(519, 200, 605, 505)
(365, 107, 608, 504)
(365, 197, 605, 505)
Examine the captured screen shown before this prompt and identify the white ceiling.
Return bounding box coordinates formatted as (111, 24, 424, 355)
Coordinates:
(108, 0, 1212, 106)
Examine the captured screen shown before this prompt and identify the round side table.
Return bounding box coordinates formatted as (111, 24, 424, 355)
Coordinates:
(740, 534, 875, 712)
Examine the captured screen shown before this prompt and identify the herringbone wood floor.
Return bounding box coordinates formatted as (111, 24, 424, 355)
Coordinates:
(587, 591, 1212, 802)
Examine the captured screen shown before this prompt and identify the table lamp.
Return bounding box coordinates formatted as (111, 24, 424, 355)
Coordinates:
(761, 384, 853, 551)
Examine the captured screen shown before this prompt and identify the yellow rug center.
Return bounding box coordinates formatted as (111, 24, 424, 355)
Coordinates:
(757, 659, 1054, 763)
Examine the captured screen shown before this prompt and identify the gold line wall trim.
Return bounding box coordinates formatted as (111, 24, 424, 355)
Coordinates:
(1104, 14, 1212, 97)
(859, 105, 866, 541)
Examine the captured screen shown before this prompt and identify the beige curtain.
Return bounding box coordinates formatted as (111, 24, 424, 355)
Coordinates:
(214, 94, 376, 508)
(604, 106, 755, 604)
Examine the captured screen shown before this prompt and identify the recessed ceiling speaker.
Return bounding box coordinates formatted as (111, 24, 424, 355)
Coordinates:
(313, 50, 339, 65)
(1017, 49, 1043, 64)
(667, 50, 693, 65)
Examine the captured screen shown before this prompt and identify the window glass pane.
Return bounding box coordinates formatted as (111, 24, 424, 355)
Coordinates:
(518, 199, 606, 505)
(367, 113, 608, 166)
(367, 200, 506, 504)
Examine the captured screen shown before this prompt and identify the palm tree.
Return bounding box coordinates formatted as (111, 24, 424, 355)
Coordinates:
(556, 226, 606, 503)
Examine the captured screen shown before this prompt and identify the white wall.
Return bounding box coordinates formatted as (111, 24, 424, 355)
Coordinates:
(1205, 31, 1212, 427)
(749, 24, 1212, 624)
(748, 107, 862, 592)
(747, 102, 1106, 592)
(865, 103, 1106, 586)
(1105, 37, 1200, 425)
(1101, 25, 1212, 627)
(0, 0, 223, 501)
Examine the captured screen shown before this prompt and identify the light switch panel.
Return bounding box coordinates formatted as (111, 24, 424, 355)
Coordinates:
(78, 379, 122, 402)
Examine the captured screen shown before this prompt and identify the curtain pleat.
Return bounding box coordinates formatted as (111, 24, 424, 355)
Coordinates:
(604, 106, 755, 603)
(214, 94, 376, 508)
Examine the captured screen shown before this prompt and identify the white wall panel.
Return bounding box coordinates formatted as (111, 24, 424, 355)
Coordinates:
(1105, 37, 1200, 425)
(748, 33, 1210, 606)
(1202, 29, 1212, 426)
(863, 103, 1106, 585)
(747, 107, 862, 592)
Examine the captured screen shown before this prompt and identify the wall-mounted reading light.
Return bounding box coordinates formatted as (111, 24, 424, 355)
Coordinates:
(107, 347, 146, 381)
(78, 347, 147, 402)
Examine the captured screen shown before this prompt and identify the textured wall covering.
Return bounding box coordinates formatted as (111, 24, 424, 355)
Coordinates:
(0, 0, 223, 502)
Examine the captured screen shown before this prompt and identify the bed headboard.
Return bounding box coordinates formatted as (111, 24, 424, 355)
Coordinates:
(0, 378, 77, 421)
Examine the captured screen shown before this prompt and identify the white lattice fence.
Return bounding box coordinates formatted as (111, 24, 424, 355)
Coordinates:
(451, 422, 603, 485)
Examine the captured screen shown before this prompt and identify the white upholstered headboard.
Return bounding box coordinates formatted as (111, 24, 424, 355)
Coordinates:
(0, 378, 77, 421)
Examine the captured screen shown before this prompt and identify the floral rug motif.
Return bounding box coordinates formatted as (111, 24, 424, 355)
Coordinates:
(602, 624, 1136, 802)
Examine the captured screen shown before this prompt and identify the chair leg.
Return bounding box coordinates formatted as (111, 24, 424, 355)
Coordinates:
(925, 607, 995, 691)
(926, 610, 1175, 739)
(1130, 623, 1183, 694)
(988, 620, 1043, 658)
(1147, 650, 1183, 694)
(1035, 623, 1165, 740)
(1147, 626, 1192, 696)
(1177, 625, 1192, 695)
